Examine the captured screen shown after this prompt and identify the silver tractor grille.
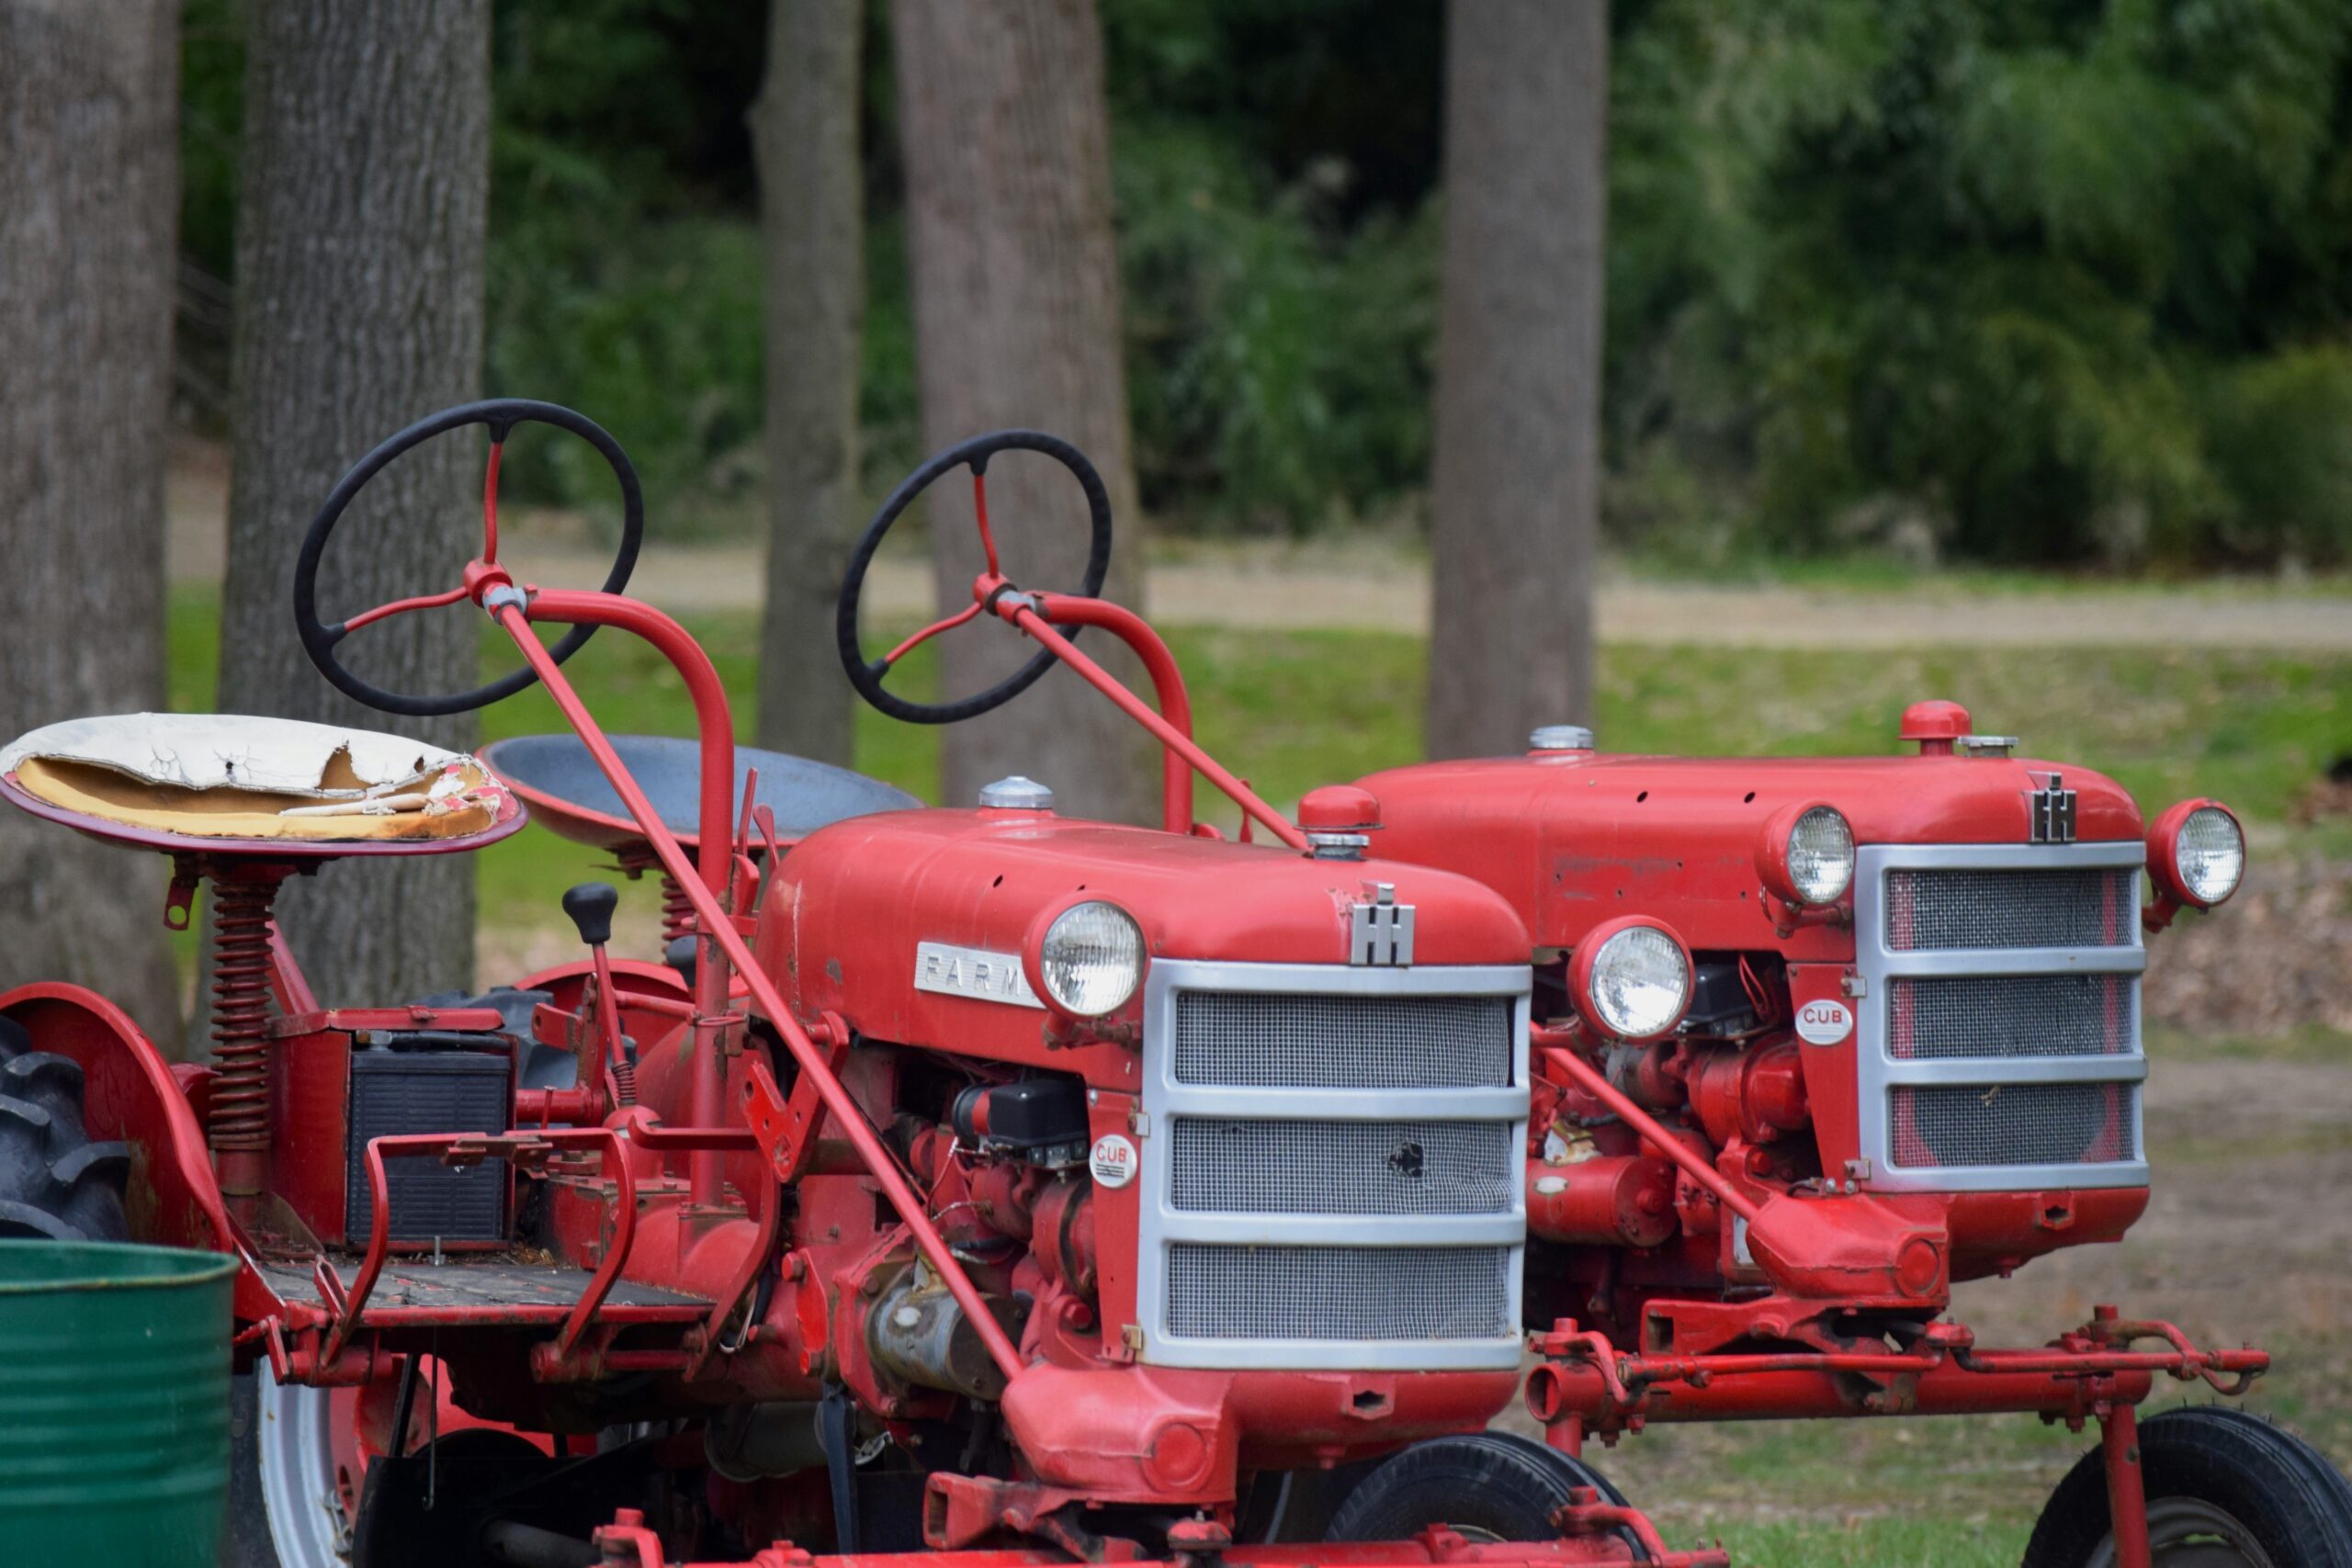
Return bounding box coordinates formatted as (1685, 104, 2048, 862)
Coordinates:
(1855, 843, 2148, 1192)
(1136, 959, 1529, 1371)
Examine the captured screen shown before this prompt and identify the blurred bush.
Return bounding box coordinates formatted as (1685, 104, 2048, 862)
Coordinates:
(178, 0, 2352, 568)
(1607, 0, 2352, 570)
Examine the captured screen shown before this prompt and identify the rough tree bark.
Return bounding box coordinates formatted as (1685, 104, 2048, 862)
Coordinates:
(753, 0, 865, 764)
(892, 0, 1156, 823)
(216, 0, 492, 1007)
(0, 0, 185, 1053)
(1424, 0, 1608, 760)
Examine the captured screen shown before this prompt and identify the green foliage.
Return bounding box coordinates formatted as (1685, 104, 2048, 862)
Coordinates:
(175, 0, 2352, 566)
(179, 0, 243, 282)
(2198, 343, 2352, 564)
(1116, 124, 1438, 531)
(1608, 0, 2352, 566)
(487, 213, 766, 532)
(481, 1, 769, 528)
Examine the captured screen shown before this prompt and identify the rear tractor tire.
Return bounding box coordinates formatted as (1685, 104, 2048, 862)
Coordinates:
(2024, 1406, 2352, 1568)
(1326, 1432, 1634, 1551)
(0, 1014, 130, 1240)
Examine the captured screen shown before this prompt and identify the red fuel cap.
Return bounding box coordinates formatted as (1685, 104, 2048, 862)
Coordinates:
(1298, 784, 1381, 833)
(1899, 699, 1971, 754)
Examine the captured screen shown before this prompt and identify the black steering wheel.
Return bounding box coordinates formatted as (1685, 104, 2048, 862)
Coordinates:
(293, 399, 644, 718)
(835, 430, 1112, 726)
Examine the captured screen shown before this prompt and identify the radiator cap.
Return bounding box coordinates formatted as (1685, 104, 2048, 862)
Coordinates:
(1899, 699, 1970, 741)
(1299, 784, 1378, 860)
(1530, 724, 1596, 753)
(978, 775, 1054, 812)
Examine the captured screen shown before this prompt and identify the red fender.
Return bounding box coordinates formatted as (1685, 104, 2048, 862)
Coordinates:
(514, 954, 690, 1038)
(0, 981, 231, 1256)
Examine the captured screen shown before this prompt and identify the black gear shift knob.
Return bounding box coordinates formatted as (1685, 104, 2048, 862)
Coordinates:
(561, 882, 619, 948)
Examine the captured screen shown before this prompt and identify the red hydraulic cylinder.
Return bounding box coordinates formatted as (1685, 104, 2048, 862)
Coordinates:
(1526, 1156, 1678, 1248)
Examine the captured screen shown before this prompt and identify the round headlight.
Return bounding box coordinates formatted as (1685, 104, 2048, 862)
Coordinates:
(2173, 805, 2245, 907)
(1573, 919, 1692, 1042)
(1785, 807, 1855, 906)
(1035, 901, 1145, 1016)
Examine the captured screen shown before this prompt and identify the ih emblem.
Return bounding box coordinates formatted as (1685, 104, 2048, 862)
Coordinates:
(2028, 772, 2077, 844)
(1350, 882, 1415, 966)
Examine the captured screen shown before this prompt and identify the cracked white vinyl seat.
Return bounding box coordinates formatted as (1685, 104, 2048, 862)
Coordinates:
(0, 712, 519, 848)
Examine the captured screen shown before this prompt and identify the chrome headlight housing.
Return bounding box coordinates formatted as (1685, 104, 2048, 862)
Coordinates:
(1757, 802, 1855, 908)
(1786, 807, 1855, 905)
(1571, 917, 1693, 1042)
(1032, 900, 1146, 1016)
(2150, 800, 2245, 910)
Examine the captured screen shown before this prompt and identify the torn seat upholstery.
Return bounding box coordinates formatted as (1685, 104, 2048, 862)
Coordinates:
(0, 713, 512, 843)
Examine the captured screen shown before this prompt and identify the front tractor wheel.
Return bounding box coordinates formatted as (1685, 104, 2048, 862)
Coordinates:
(1326, 1432, 1634, 1551)
(227, 1368, 361, 1568)
(2024, 1406, 2352, 1568)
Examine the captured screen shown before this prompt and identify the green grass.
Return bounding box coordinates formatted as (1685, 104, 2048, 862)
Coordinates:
(165, 584, 2351, 939)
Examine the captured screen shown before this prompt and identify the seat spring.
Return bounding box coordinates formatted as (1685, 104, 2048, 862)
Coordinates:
(207, 878, 278, 1155)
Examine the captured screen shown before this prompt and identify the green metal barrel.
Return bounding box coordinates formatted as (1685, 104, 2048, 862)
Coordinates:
(0, 1241, 236, 1564)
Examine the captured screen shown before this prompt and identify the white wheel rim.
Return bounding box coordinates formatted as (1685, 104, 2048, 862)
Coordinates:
(2094, 1498, 2278, 1568)
(255, 1364, 354, 1568)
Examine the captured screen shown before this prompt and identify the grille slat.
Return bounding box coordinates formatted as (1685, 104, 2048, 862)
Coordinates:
(1886, 867, 2140, 952)
(1172, 991, 1513, 1089)
(1889, 1082, 2138, 1169)
(1166, 1244, 1512, 1341)
(1889, 974, 2134, 1060)
(1170, 1118, 1517, 1215)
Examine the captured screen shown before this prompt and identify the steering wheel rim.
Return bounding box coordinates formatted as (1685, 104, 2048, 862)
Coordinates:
(835, 429, 1113, 726)
(293, 398, 644, 718)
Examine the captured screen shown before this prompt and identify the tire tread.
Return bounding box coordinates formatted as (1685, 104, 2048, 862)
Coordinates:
(2023, 1404, 2352, 1568)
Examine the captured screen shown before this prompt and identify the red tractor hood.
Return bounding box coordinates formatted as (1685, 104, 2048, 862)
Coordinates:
(758, 807, 1529, 1068)
(1355, 751, 2143, 955)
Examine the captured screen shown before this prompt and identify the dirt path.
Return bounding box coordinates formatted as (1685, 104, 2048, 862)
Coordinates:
(168, 458, 2352, 649)
(297, 543, 2352, 649)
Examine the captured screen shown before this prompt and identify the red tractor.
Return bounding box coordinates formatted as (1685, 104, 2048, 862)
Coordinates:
(0, 405, 1719, 1567)
(831, 433, 2352, 1567)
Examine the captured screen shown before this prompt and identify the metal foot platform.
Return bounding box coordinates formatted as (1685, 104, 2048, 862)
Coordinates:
(258, 1250, 708, 1326)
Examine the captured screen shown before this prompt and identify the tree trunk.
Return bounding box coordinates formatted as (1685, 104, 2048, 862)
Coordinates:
(752, 0, 865, 765)
(892, 0, 1156, 823)
(1425, 0, 1608, 761)
(0, 0, 185, 1054)
(216, 0, 492, 1008)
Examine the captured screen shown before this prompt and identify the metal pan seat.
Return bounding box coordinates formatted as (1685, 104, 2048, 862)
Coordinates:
(481, 733, 920, 853)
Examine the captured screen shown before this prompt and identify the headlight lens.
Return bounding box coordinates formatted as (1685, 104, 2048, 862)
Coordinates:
(1787, 807, 1855, 905)
(2174, 807, 2245, 907)
(1036, 901, 1146, 1016)
(1587, 924, 1690, 1040)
